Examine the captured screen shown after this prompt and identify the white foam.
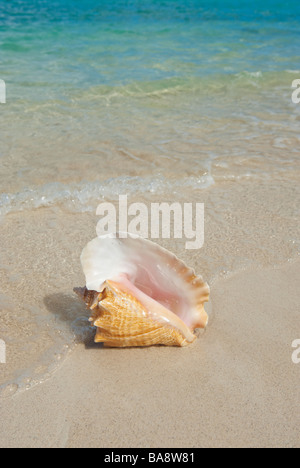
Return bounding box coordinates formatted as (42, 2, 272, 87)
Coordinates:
(0, 175, 215, 217)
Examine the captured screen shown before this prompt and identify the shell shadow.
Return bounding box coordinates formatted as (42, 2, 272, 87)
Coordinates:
(43, 292, 103, 349)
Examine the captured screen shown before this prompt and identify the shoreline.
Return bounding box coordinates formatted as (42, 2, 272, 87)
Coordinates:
(0, 259, 299, 448)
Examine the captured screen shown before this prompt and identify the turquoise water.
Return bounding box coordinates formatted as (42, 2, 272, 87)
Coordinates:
(0, 0, 300, 199)
(1, 0, 300, 100)
(0, 0, 299, 208)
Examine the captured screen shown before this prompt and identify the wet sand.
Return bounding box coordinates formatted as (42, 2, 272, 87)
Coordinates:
(0, 259, 299, 448)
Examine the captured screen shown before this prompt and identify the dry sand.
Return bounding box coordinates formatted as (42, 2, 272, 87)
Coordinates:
(0, 259, 299, 448)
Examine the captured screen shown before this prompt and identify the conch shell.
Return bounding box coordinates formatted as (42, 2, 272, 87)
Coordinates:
(74, 233, 210, 347)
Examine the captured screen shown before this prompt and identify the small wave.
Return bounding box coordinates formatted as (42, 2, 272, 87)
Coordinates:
(36, 70, 298, 107)
(5, 70, 297, 113)
(0, 175, 215, 217)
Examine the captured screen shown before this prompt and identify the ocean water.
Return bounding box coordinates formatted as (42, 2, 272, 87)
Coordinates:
(0, 1, 300, 394)
(1, 0, 300, 195)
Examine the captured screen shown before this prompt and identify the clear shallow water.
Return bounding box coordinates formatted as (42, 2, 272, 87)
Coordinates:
(0, 0, 300, 199)
(1, 0, 300, 99)
(0, 1, 299, 395)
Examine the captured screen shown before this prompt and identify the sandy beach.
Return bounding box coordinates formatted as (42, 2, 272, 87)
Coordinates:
(0, 172, 299, 448)
(1, 0, 300, 449)
(0, 258, 299, 448)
